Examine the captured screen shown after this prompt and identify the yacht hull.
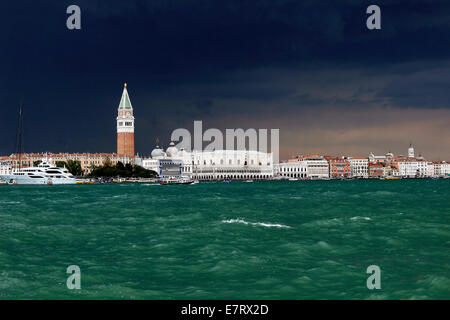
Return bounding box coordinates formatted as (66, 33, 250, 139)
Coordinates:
(0, 175, 76, 185)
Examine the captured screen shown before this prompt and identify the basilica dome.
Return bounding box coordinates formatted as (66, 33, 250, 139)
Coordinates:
(151, 146, 166, 159)
(166, 141, 178, 158)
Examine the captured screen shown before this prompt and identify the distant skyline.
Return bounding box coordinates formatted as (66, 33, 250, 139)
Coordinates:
(1, 1, 450, 160)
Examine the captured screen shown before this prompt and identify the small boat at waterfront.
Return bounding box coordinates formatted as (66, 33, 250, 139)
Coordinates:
(160, 176, 194, 185)
(76, 178, 96, 184)
(245, 179, 254, 183)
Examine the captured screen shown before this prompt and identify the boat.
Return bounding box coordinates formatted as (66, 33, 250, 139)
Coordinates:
(0, 160, 77, 185)
(159, 176, 194, 185)
(385, 176, 401, 180)
(76, 178, 96, 184)
(288, 178, 299, 181)
(245, 179, 254, 183)
(0, 103, 76, 185)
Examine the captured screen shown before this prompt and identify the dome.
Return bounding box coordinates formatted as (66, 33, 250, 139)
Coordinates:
(151, 146, 166, 159)
(166, 141, 178, 158)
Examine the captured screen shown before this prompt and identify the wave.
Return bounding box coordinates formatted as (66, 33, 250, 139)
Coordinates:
(302, 218, 342, 227)
(364, 191, 397, 197)
(222, 218, 292, 229)
(350, 216, 372, 221)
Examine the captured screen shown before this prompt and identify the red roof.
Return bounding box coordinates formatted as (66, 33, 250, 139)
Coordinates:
(369, 163, 383, 167)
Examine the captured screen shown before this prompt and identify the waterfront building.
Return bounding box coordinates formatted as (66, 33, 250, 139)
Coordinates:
(116, 83, 135, 157)
(442, 161, 450, 176)
(427, 161, 450, 178)
(368, 162, 384, 178)
(348, 157, 369, 178)
(273, 163, 281, 178)
(287, 155, 329, 179)
(158, 159, 183, 177)
(428, 162, 437, 177)
(143, 142, 273, 180)
(142, 149, 183, 177)
(303, 155, 329, 179)
(276, 160, 308, 179)
(397, 158, 428, 178)
(369, 151, 396, 164)
(141, 158, 160, 174)
(327, 157, 351, 178)
(369, 152, 387, 164)
(383, 165, 400, 177)
(0, 158, 11, 175)
(368, 151, 402, 177)
(7, 153, 134, 175)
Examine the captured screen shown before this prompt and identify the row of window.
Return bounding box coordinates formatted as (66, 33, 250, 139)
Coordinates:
(281, 173, 308, 178)
(279, 167, 307, 172)
(195, 174, 272, 180)
(118, 122, 133, 126)
(194, 159, 269, 166)
(195, 169, 264, 174)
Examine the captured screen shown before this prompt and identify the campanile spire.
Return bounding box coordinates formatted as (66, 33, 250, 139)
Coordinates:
(116, 83, 135, 157)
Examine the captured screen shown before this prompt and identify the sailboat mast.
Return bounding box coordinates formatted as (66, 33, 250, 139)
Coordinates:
(16, 102, 23, 170)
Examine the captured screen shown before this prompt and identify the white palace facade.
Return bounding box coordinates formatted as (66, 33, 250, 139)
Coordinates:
(143, 142, 274, 181)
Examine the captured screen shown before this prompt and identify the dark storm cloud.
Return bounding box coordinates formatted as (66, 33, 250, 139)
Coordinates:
(5, 0, 450, 78)
(379, 66, 450, 108)
(1, 0, 450, 157)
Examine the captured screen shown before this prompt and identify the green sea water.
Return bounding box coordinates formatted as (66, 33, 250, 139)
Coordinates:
(0, 180, 449, 300)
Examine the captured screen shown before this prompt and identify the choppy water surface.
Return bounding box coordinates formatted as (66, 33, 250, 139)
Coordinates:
(0, 180, 449, 299)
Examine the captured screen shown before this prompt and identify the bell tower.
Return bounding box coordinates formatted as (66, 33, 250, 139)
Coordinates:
(117, 83, 135, 157)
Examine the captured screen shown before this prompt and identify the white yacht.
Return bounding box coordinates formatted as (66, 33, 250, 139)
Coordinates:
(0, 160, 76, 185)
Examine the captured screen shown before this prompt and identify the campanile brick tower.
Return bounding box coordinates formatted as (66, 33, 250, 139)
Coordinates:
(116, 83, 135, 157)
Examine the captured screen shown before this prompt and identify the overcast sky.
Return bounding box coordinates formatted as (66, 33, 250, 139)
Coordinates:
(1, 0, 450, 160)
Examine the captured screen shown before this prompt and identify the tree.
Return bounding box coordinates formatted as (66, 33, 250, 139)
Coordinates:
(116, 161, 125, 171)
(89, 165, 101, 177)
(87, 162, 157, 178)
(66, 160, 82, 176)
(115, 161, 126, 177)
(103, 157, 113, 168)
(132, 165, 157, 178)
(33, 160, 42, 167)
(55, 161, 67, 168)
